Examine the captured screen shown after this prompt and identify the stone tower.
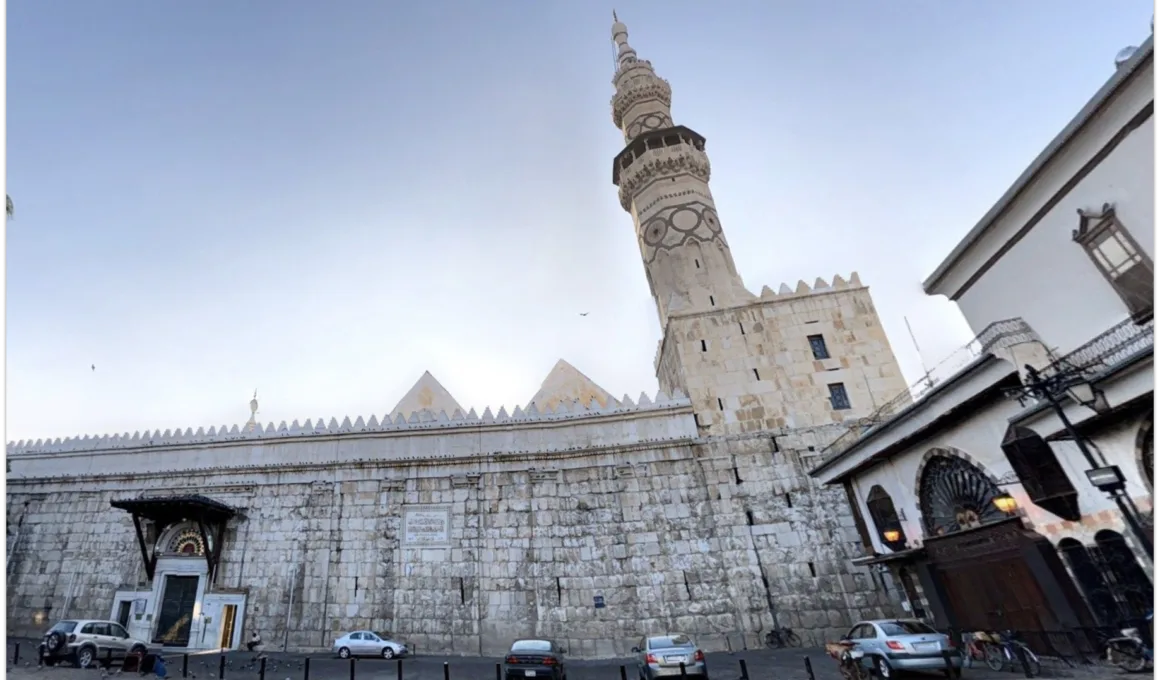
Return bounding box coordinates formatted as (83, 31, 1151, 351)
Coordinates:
(610, 16, 910, 436)
(610, 15, 753, 327)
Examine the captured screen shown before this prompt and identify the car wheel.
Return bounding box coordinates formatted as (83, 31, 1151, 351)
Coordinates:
(76, 646, 96, 669)
(874, 656, 892, 679)
(382, 647, 395, 660)
(338, 647, 351, 659)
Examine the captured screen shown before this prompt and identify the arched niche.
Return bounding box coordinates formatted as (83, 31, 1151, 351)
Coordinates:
(1000, 425, 1080, 521)
(1092, 530, 1154, 624)
(1136, 413, 1153, 491)
(156, 522, 210, 558)
(865, 485, 905, 550)
(1057, 538, 1120, 626)
(917, 453, 1007, 537)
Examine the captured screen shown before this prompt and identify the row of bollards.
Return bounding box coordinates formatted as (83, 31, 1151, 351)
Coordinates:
(7, 645, 1004, 680)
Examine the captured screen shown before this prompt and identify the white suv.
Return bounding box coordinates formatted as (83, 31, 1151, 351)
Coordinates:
(39, 619, 150, 668)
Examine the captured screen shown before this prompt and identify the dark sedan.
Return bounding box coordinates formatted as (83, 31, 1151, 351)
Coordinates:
(504, 639, 568, 680)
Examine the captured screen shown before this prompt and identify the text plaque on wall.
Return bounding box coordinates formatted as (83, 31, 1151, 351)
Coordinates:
(401, 505, 452, 548)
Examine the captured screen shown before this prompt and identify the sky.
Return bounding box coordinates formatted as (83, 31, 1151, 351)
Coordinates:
(6, 0, 1154, 442)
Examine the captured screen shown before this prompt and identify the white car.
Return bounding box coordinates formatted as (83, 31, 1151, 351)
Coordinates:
(333, 631, 409, 659)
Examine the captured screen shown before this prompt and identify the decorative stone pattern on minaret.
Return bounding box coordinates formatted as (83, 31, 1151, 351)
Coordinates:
(610, 17, 753, 326)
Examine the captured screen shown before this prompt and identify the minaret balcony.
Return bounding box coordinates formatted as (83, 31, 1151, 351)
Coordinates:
(613, 125, 707, 185)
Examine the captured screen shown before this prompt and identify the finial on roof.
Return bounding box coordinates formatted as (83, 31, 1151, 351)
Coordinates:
(613, 9, 618, 22)
(245, 389, 259, 432)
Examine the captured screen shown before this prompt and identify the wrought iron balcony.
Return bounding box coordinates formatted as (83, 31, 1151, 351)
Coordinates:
(1043, 317, 1154, 380)
(819, 318, 1036, 459)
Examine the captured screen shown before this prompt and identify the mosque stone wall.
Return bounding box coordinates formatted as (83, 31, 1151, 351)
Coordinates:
(6, 396, 897, 658)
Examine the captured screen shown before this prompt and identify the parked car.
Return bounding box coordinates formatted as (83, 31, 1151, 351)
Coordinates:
(38, 619, 149, 668)
(632, 634, 708, 679)
(333, 631, 409, 659)
(503, 639, 567, 680)
(841, 619, 961, 678)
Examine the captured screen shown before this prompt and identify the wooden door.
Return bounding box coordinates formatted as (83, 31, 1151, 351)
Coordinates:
(153, 575, 199, 646)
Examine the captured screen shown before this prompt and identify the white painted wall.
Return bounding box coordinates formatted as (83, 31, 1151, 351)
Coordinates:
(941, 60, 1154, 355)
(847, 393, 1152, 555)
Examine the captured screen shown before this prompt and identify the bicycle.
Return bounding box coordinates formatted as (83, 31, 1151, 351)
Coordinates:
(982, 630, 1041, 676)
(765, 627, 802, 648)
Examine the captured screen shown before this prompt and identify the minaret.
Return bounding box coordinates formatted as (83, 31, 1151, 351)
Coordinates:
(610, 14, 752, 328)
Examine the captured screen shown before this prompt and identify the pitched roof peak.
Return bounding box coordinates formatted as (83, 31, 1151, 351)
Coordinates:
(527, 359, 617, 412)
(391, 371, 465, 419)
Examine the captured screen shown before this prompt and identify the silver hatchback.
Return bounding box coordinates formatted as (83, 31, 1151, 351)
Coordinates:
(632, 634, 708, 679)
(842, 619, 961, 679)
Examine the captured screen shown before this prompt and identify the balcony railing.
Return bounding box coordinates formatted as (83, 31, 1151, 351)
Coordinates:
(1044, 317, 1154, 379)
(819, 318, 1036, 460)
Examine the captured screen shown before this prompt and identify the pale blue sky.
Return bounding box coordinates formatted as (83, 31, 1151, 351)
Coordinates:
(7, 1, 1153, 442)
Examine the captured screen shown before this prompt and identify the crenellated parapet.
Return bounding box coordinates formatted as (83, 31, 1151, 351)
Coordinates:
(756, 272, 865, 302)
(7, 388, 691, 458)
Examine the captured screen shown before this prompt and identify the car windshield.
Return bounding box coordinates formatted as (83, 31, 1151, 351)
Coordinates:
(49, 621, 78, 634)
(879, 621, 937, 636)
(649, 636, 693, 649)
(511, 640, 552, 652)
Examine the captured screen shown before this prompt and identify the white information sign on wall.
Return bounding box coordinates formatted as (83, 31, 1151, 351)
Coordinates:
(401, 506, 452, 547)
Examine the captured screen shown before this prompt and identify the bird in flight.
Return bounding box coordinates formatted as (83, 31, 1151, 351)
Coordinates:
(579, 312, 589, 317)
(91, 364, 95, 371)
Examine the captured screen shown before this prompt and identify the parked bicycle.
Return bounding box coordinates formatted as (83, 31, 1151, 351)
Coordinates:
(764, 627, 802, 648)
(982, 630, 1041, 676)
(957, 631, 992, 668)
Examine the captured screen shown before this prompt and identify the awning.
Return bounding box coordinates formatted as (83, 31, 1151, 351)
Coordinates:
(110, 494, 236, 524)
(110, 494, 237, 582)
(851, 546, 926, 567)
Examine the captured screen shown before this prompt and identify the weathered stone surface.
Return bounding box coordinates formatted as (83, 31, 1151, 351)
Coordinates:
(6, 402, 896, 657)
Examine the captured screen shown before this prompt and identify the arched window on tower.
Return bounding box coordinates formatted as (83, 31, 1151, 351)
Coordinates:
(1000, 425, 1081, 521)
(865, 485, 906, 551)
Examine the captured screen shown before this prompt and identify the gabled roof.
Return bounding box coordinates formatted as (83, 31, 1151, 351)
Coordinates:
(527, 359, 618, 412)
(390, 371, 465, 419)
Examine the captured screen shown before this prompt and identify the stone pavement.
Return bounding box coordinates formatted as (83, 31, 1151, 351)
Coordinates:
(5, 641, 1132, 680)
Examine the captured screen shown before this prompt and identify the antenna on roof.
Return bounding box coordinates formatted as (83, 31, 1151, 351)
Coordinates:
(905, 317, 936, 391)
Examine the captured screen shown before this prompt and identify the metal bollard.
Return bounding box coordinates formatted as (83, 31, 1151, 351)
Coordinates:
(183, 654, 189, 678)
(106, 648, 113, 667)
(739, 659, 750, 680)
(443, 661, 450, 680)
(397, 658, 403, 680)
(304, 657, 311, 680)
(804, 656, 816, 680)
(1016, 644, 1034, 678)
(495, 663, 501, 680)
(679, 662, 688, 678)
(219, 654, 226, 680)
(260, 657, 267, 680)
(620, 665, 628, 680)
(12, 643, 19, 666)
(350, 657, 356, 680)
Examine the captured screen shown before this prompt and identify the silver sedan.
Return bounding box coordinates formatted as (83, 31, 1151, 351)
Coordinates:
(333, 631, 409, 659)
(632, 634, 708, 679)
(842, 619, 961, 678)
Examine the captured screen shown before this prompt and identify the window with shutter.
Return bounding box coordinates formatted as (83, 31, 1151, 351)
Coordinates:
(1074, 204, 1154, 322)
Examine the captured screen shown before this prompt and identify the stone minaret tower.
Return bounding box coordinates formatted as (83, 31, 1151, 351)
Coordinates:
(610, 14, 754, 327)
(610, 15, 910, 437)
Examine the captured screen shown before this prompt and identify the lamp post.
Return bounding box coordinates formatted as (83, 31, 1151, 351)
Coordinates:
(1014, 364, 1153, 556)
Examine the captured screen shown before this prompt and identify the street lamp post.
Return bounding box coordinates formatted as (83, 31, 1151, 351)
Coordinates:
(1014, 364, 1153, 556)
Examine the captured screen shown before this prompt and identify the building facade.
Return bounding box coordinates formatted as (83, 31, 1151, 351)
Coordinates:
(7, 18, 912, 657)
(810, 36, 1154, 641)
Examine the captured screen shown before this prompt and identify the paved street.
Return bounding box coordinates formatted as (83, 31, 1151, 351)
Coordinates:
(6, 640, 1131, 680)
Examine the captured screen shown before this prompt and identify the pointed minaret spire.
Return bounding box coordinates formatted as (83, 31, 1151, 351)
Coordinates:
(245, 389, 259, 432)
(611, 12, 638, 69)
(609, 16, 753, 329)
